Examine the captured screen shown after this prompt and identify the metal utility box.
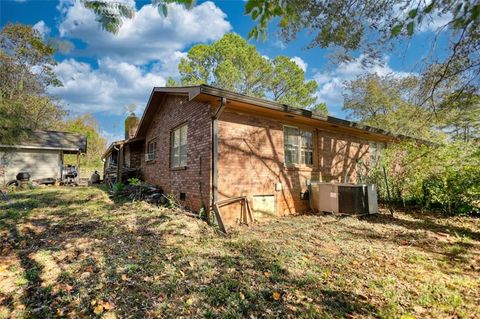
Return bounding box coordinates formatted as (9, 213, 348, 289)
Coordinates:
(309, 182, 378, 215)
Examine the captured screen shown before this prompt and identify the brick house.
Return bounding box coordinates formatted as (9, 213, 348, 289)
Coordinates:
(104, 85, 406, 226)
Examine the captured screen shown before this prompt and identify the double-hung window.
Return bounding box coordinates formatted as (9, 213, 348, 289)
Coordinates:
(171, 124, 188, 168)
(284, 126, 314, 165)
(146, 139, 157, 161)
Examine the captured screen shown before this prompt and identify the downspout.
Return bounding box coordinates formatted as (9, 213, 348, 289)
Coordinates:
(211, 97, 227, 208)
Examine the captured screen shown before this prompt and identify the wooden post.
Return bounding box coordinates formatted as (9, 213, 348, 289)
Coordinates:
(212, 203, 227, 234)
(117, 144, 124, 184)
(76, 153, 80, 184)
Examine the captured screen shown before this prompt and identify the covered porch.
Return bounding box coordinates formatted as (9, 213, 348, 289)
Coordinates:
(102, 137, 145, 187)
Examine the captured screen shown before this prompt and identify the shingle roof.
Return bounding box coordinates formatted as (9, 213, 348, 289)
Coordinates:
(1, 130, 87, 153)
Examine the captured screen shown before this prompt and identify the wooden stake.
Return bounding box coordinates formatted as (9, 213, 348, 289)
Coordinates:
(212, 203, 227, 234)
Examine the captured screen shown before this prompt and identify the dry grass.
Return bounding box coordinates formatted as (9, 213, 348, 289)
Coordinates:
(0, 186, 479, 318)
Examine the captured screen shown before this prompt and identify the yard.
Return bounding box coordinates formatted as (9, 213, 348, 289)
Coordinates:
(0, 187, 479, 319)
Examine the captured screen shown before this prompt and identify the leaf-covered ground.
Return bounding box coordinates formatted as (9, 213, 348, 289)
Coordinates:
(0, 187, 479, 318)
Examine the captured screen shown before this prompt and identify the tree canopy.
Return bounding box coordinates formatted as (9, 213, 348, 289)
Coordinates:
(0, 23, 65, 144)
(343, 73, 441, 140)
(178, 34, 271, 97)
(174, 33, 327, 111)
(343, 72, 480, 142)
(244, 0, 479, 104)
(62, 114, 107, 168)
(83, 0, 479, 108)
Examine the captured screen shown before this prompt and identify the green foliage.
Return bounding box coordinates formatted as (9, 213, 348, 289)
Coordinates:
(62, 113, 106, 169)
(179, 33, 271, 98)
(343, 73, 444, 141)
(375, 141, 480, 215)
(113, 182, 125, 193)
(178, 33, 326, 110)
(243, 0, 479, 103)
(0, 23, 65, 144)
(164, 193, 177, 208)
(310, 102, 328, 117)
(82, 0, 135, 34)
(127, 177, 141, 186)
(268, 55, 318, 108)
(166, 77, 179, 87)
(437, 89, 480, 142)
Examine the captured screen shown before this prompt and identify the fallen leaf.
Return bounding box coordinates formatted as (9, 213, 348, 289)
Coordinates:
(103, 302, 115, 310)
(93, 304, 104, 314)
(272, 291, 281, 301)
(121, 274, 128, 281)
(264, 272, 271, 278)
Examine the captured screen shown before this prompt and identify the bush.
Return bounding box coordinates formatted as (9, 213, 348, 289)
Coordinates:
(113, 182, 124, 193)
(127, 177, 141, 186)
(423, 166, 480, 214)
(372, 141, 480, 215)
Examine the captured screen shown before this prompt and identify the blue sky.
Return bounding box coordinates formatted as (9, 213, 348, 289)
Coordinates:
(1, 0, 450, 142)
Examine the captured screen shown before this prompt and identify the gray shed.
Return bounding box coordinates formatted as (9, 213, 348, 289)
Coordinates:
(0, 131, 87, 184)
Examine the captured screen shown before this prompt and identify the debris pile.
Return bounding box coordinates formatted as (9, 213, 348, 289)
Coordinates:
(111, 183, 167, 203)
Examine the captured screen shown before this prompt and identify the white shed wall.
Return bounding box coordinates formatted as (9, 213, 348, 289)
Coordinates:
(0, 148, 62, 183)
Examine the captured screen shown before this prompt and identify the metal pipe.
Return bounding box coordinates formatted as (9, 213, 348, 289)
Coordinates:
(211, 97, 227, 209)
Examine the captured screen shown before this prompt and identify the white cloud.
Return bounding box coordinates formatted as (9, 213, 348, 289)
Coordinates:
(314, 55, 412, 112)
(50, 58, 165, 114)
(58, 1, 231, 64)
(291, 56, 307, 72)
(418, 13, 452, 32)
(33, 20, 51, 38)
(51, 1, 231, 117)
(392, 2, 451, 33)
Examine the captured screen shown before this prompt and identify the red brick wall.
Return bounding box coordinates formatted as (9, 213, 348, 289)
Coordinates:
(217, 110, 374, 224)
(141, 96, 211, 212)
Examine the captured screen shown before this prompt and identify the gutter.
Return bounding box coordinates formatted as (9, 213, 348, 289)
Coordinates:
(199, 85, 433, 145)
(0, 144, 82, 152)
(211, 97, 227, 208)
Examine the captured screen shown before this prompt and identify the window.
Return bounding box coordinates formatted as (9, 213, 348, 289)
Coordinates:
(284, 126, 314, 165)
(146, 139, 157, 161)
(171, 124, 188, 167)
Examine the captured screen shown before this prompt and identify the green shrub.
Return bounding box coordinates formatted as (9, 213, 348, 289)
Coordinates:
(127, 177, 141, 186)
(113, 182, 124, 193)
(372, 141, 480, 215)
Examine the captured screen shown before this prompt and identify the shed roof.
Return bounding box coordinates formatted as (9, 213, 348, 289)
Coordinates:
(0, 130, 87, 154)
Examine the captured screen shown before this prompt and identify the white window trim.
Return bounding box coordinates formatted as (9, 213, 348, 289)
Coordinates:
(146, 139, 157, 162)
(283, 124, 315, 166)
(171, 123, 188, 168)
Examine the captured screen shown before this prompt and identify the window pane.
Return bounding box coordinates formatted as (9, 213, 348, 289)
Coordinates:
(171, 124, 188, 167)
(301, 131, 312, 148)
(284, 127, 299, 164)
(173, 129, 180, 148)
(180, 145, 187, 166)
(302, 150, 313, 165)
(172, 146, 179, 167)
(180, 125, 188, 145)
(285, 147, 298, 164)
(300, 130, 313, 165)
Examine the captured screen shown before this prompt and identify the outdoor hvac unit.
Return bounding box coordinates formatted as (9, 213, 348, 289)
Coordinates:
(309, 183, 378, 215)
